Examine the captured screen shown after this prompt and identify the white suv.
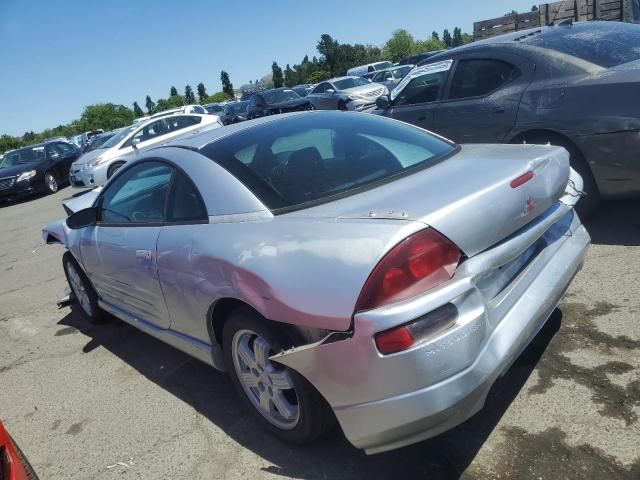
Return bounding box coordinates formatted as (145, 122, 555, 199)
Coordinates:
(69, 114, 221, 189)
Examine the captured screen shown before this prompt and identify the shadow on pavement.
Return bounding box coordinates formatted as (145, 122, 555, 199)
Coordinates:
(585, 200, 640, 247)
(57, 307, 562, 479)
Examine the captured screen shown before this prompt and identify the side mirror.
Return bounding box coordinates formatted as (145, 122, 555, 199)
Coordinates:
(326, 88, 335, 94)
(376, 95, 391, 109)
(66, 207, 97, 229)
(132, 138, 141, 149)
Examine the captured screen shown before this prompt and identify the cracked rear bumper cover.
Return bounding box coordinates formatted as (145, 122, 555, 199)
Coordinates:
(272, 217, 590, 454)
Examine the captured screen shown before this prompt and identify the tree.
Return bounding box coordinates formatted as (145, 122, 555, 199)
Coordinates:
(284, 64, 298, 87)
(170, 86, 178, 97)
(197, 82, 207, 102)
(203, 91, 231, 103)
(431, 31, 440, 42)
(145, 95, 156, 114)
(167, 94, 184, 108)
(415, 38, 445, 53)
(220, 71, 234, 98)
(506, 9, 518, 15)
(0, 134, 21, 153)
(78, 103, 134, 131)
(452, 27, 463, 47)
(317, 34, 339, 76)
(155, 98, 170, 112)
(307, 70, 329, 84)
(442, 29, 452, 48)
(383, 29, 416, 62)
(272, 61, 284, 88)
(531, 5, 539, 11)
(184, 85, 196, 104)
(133, 102, 144, 117)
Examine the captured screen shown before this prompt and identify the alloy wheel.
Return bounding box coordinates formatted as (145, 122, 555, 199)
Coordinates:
(231, 329, 300, 430)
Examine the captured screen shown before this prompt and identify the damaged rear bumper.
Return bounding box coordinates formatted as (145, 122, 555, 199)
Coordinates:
(273, 207, 590, 454)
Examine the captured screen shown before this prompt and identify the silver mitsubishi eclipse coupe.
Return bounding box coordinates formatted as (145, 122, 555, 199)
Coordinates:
(43, 111, 590, 454)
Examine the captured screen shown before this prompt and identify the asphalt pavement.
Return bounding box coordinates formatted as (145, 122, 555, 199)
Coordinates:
(0, 187, 638, 479)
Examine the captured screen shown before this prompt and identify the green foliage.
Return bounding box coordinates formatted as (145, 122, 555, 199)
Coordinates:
(382, 29, 416, 62)
(415, 38, 445, 54)
(284, 64, 297, 87)
(170, 86, 178, 97)
(452, 27, 463, 47)
(202, 91, 231, 103)
(167, 95, 185, 108)
(272, 62, 284, 88)
(431, 31, 440, 41)
(442, 29, 452, 48)
(155, 98, 170, 112)
(532, 5, 539, 11)
(78, 103, 134, 131)
(220, 71, 234, 97)
(306, 70, 330, 84)
(184, 85, 196, 104)
(0, 134, 21, 153)
(133, 102, 144, 117)
(197, 83, 207, 102)
(145, 95, 156, 114)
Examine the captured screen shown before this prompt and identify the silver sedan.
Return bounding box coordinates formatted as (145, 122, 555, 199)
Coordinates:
(43, 111, 590, 454)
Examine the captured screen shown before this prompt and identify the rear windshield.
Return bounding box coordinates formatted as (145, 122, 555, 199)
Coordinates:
(524, 22, 640, 68)
(199, 112, 455, 211)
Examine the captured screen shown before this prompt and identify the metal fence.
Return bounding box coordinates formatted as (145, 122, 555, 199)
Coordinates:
(474, 0, 632, 40)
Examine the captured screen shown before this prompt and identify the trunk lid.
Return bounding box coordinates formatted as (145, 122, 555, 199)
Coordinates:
(288, 143, 570, 257)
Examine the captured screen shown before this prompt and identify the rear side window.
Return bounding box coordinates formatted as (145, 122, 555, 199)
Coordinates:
(448, 59, 520, 100)
(199, 112, 455, 211)
(167, 170, 207, 222)
(165, 116, 201, 132)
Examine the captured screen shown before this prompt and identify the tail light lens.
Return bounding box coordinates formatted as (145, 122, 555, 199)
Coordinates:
(356, 228, 461, 312)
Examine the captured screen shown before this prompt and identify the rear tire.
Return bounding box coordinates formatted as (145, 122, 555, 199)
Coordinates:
(62, 252, 103, 324)
(107, 162, 125, 179)
(517, 134, 600, 219)
(222, 307, 334, 444)
(337, 100, 348, 111)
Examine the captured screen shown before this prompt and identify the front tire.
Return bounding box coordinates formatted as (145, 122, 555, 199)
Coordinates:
(44, 172, 58, 193)
(107, 162, 125, 179)
(223, 307, 333, 444)
(62, 252, 103, 324)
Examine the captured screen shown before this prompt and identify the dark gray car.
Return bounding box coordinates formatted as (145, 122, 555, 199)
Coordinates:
(375, 21, 640, 215)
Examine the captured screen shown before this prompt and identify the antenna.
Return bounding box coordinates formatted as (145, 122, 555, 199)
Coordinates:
(549, 0, 570, 26)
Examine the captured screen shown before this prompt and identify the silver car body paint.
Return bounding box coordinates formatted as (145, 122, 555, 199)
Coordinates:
(43, 112, 590, 454)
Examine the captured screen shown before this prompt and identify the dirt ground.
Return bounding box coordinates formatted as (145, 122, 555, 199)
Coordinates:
(1, 188, 638, 479)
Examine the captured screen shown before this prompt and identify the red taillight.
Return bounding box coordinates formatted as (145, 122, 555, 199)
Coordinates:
(375, 326, 414, 355)
(510, 171, 534, 188)
(356, 228, 461, 311)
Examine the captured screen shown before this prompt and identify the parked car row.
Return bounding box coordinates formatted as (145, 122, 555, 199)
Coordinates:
(371, 21, 640, 216)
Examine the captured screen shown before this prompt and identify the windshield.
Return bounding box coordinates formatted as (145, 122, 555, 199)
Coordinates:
(334, 77, 370, 90)
(101, 126, 137, 149)
(86, 133, 115, 152)
(524, 23, 640, 68)
(263, 89, 300, 104)
(206, 104, 224, 114)
(0, 146, 45, 168)
(200, 112, 455, 211)
(225, 102, 248, 114)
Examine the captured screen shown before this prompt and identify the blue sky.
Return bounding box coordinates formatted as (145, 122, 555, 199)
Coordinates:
(0, 0, 536, 136)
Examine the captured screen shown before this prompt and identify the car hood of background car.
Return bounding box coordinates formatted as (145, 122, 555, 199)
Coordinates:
(342, 83, 385, 95)
(72, 148, 108, 166)
(268, 97, 310, 109)
(0, 163, 42, 177)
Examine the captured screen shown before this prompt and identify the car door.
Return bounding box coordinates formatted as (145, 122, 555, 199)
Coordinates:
(432, 53, 534, 143)
(55, 142, 79, 174)
(381, 61, 452, 131)
(118, 119, 169, 160)
(44, 143, 69, 181)
(310, 82, 332, 109)
(79, 161, 174, 328)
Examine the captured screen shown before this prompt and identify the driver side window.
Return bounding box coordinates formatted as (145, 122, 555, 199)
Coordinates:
(100, 162, 173, 224)
(394, 70, 447, 106)
(122, 120, 168, 148)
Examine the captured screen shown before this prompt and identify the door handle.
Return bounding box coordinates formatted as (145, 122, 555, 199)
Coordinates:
(417, 116, 427, 121)
(135, 249, 152, 260)
(493, 107, 506, 114)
